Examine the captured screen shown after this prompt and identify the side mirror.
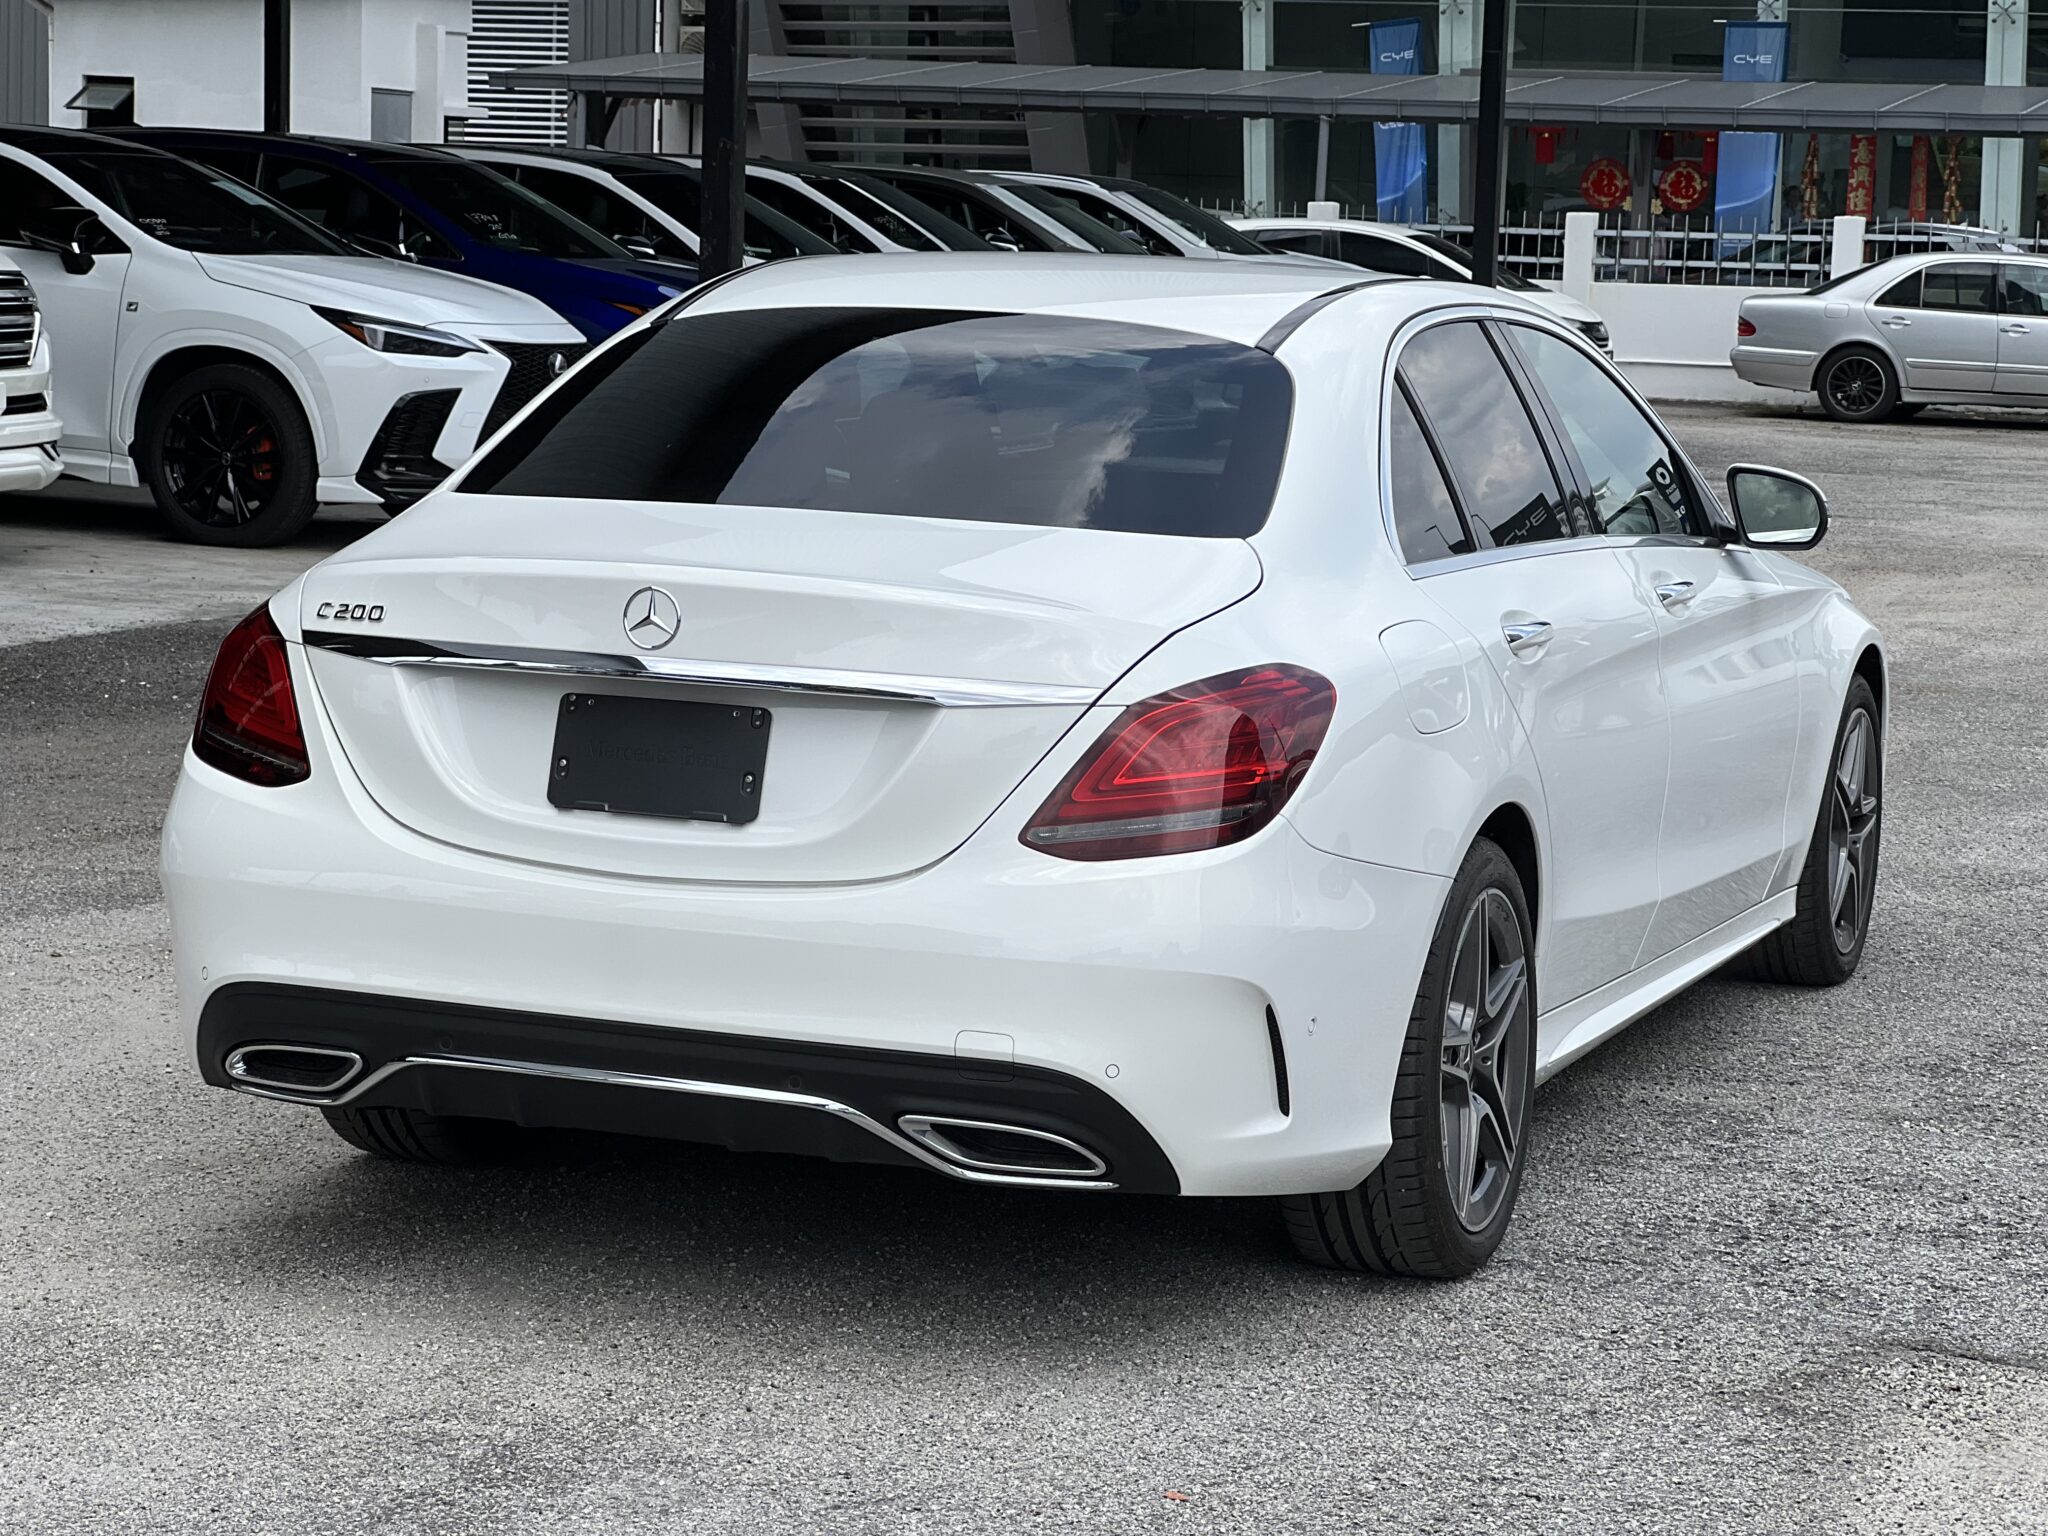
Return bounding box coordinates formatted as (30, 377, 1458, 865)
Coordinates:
(618, 233, 659, 259)
(23, 207, 108, 274)
(1726, 464, 1828, 550)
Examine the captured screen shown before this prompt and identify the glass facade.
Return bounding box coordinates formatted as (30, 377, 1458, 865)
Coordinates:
(1061, 0, 2025, 229)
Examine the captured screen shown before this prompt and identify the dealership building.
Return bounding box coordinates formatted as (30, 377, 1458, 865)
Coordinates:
(4, 0, 2047, 233)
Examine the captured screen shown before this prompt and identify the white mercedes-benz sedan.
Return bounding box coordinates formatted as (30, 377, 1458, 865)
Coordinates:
(162, 256, 1885, 1277)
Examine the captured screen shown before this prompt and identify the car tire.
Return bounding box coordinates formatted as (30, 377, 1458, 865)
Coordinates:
(1279, 837, 1537, 1278)
(1735, 676, 1882, 987)
(139, 362, 320, 547)
(321, 1105, 527, 1165)
(1815, 347, 1899, 424)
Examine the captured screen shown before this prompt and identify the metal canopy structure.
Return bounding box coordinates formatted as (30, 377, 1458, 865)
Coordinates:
(501, 54, 2048, 135)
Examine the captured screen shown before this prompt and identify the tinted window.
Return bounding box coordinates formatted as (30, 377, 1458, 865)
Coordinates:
(1251, 229, 1327, 257)
(1388, 386, 1473, 563)
(873, 179, 1057, 251)
(1875, 272, 1921, 308)
(44, 150, 349, 255)
(511, 164, 694, 261)
(1005, 184, 1145, 253)
(1338, 233, 1432, 276)
(1052, 189, 1179, 256)
(747, 176, 872, 252)
(261, 157, 451, 260)
(1398, 323, 1571, 547)
(1506, 326, 1701, 538)
(2003, 263, 2048, 317)
(377, 161, 616, 257)
(1920, 262, 1995, 313)
(611, 169, 828, 260)
(470, 310, 1294, 538)
(814, 176, 964, 250)
(1124, 187, 1270, 255)
(0, 159, 79, 245)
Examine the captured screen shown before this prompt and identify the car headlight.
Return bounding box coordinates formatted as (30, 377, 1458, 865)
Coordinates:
(314, 308, 482, 358)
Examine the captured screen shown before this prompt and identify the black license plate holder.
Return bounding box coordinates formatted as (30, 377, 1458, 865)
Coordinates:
(547, 693, 770, 824)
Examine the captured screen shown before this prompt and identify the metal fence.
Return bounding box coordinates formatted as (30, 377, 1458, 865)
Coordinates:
(1201, 196, 2048, 289)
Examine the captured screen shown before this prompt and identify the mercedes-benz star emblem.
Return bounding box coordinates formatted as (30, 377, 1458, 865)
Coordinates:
(623, 586, 681, 651)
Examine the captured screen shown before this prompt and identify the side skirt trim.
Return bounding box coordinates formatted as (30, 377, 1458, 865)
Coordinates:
(1535, 890, 1797, 1083)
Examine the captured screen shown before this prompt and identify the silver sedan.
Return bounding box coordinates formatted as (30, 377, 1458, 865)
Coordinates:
(1733, 252, 2048, 422)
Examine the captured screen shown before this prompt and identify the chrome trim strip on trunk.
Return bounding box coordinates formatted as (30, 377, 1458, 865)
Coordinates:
(227, 1053, 1121, 1190)
(300, 629, 1100, 708)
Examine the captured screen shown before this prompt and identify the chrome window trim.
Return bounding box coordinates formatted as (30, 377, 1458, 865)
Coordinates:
(224, 1053, 1119, 1190)
(300, 629, 1099, 708)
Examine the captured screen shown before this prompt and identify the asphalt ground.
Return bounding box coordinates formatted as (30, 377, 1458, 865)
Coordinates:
(2, 404, 2044, 1533)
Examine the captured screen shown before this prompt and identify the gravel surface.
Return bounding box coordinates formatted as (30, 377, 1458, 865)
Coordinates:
(2, 405, 2044, 1533)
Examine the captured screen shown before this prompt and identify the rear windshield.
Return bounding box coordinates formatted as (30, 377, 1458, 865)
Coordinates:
(466, 308, 1294, 537)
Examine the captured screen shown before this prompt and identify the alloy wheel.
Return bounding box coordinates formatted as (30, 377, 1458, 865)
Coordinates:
(160, 389, 282, 529)
(1440, 887, 1532, 1233)
(1827, 707, 1881, 954)
(1826, 357, 1886, 418)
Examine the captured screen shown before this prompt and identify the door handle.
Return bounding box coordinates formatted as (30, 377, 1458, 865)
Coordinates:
(1654, 580, 1697, 609)
(1502, 620, 1553, 655)
(2005, 323, 2032, 336)
(1881, 316, 1911, 329)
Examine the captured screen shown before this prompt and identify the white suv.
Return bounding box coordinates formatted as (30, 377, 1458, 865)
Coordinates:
(0, 126, 587, 546)
(0, 252, 62, 493)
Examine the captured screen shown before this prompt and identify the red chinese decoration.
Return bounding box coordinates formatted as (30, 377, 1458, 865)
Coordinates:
(1939, 135, 1965, 224)
(1702, 132, 1719, 176)
(1580, 157, 1632, 211)
(1532, 126, 1560, 166)
(1846, 134, 1877, 218)
(1909, 136, 1931, 222)
(1660, 160, 1708, 213)
(1800, 134, 1823, 220)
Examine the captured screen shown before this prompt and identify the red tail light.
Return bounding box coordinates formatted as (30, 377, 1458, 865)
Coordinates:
(193, 605, 310, 786)
(1737, 317, 1757, 338)
(1021, 665, 1335, 861)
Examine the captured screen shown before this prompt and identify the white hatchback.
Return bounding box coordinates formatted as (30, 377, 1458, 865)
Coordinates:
(163, 257, 1884, 1276)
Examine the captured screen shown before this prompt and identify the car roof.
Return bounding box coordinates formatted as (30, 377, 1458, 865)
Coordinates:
(453, 144, 681, 174)
(0, 123, 182, 158)
(111, 127, 466, 164)
(853, 164, 1005, 187)
(681, 252, 1418, 349)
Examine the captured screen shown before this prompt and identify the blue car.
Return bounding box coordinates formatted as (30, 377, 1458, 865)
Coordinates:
(114, 129, 694, 341)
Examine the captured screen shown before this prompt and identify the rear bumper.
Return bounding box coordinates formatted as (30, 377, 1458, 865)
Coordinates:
(163, 651, 1452, 1198)
(1729, 344, 1816, 392)
(200, 983, 1178, 1191)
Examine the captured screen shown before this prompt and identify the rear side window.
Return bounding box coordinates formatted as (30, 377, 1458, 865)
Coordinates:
(1874, 272, 1921, 308)
(1387, 387, 1473, 563)
(1504, 325, 1702, 538)
(1397, 322, 1571, 548)
(1920, 263, 1995, 313)
(1338, 233, 1432, 276)
(468, 308, 1294, 538)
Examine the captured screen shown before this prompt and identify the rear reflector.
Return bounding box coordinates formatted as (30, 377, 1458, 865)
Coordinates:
(193, 604, 310, 787)
(1737, 317, 1757, 338)
(1021, 665, 1334, 861)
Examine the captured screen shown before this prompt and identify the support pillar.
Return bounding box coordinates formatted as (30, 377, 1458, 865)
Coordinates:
(1243, 0, 1275, 214)
(701, 0, 749, 277)
(1983, 0, 2028, 233)
(1437, 0, 1480, 221)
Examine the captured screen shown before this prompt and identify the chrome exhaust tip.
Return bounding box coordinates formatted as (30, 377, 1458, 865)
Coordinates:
(896, 1115, 1108, 1179)
(224, 1043, 365, 1097)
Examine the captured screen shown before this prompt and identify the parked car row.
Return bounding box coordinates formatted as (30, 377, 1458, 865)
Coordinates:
(0, 121, 1616, 544)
